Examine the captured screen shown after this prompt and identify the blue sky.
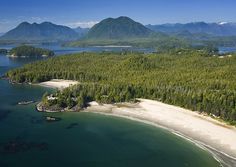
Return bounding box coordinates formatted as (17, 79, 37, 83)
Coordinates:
(0, 0, 236, 32)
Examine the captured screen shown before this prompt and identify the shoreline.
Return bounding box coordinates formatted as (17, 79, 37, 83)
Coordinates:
(36, 81, 236, 166)
(37, 79, 79, 90)
(84, 99, 236, 167)
(94, 45, 132, 48)
(85, 111, 229, 167)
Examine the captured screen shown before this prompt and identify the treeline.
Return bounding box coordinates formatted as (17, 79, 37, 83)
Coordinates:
(9, 45, 54, 57)
(68, 37, 189, 53)
(6, 50, 236, 124)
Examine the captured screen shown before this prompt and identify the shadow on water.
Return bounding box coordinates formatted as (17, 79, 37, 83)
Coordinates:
(66, 123, 79, 129)
(0, 162, 9, 167)
(0, 110, 11, 121)
(30, 116, 45, 125)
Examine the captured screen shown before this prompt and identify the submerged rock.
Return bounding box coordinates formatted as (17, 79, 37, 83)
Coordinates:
(66, 123, 79, 129)
(0, 140, 48, 154)
(30, 116, 44, 124)
(0, 110, 11, 121)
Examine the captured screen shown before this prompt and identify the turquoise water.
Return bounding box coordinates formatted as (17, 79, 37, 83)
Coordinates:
(0, 47, 221, 167)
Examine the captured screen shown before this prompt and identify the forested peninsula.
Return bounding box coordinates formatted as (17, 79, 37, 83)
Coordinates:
(6, 49, 236, 124)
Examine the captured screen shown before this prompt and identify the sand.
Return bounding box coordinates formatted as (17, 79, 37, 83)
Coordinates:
(37, 79, 236, 165)
(38, 79, 78, 90)
(94, 45, 132, 48)
(86, 99, 236, 166)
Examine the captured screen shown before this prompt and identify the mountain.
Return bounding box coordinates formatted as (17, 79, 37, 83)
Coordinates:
(73, 27, 89, 37)
(0, 22, 79, 42)
(147, 22, 236, 36)
(87, 16, 153, 39)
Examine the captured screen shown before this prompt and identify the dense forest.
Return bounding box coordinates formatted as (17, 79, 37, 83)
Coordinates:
(9, 45, 54, 57)
(6, 50, 236, 124)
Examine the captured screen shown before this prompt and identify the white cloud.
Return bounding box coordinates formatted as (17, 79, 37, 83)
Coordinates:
(66, 21, 99, 28)
(0, 16, 47, 32)
(30, 17, 43, 22)
(0, 20, 15, 32)
(0, 19, 11, 24)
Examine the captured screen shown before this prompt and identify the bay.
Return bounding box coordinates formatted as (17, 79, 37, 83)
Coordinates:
(0, 45, 221, 167)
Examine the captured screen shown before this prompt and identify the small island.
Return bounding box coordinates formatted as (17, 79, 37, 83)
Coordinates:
(8, 45, 54, 58)
(0, 49, 8, 54)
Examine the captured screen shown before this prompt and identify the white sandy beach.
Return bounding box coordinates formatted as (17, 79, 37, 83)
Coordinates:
(86, 99, 236, 163)
(94, 45, 132, 48)
(37, 79, 236, 164)
(38, 79, 78, 89)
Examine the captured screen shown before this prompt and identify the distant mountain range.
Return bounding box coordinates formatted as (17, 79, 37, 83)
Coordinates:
(87, 16, 153, 39)
(147, 22, 236, 36)
(0, 22, 81, 42)
(73, 27, 90, 37)
(1, 17, 236, 44)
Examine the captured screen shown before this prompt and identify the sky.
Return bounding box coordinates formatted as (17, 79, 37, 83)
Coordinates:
(0, 0, 236, 32)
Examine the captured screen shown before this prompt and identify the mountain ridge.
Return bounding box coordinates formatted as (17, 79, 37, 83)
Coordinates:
(86, 16, 154, 39)
(147, 22, 236, 36)
(0, 22, 79, 42)
(73, 27, 90, 37)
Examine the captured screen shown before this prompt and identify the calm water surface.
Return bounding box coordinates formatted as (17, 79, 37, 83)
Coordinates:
(219, 46, 236, 54)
